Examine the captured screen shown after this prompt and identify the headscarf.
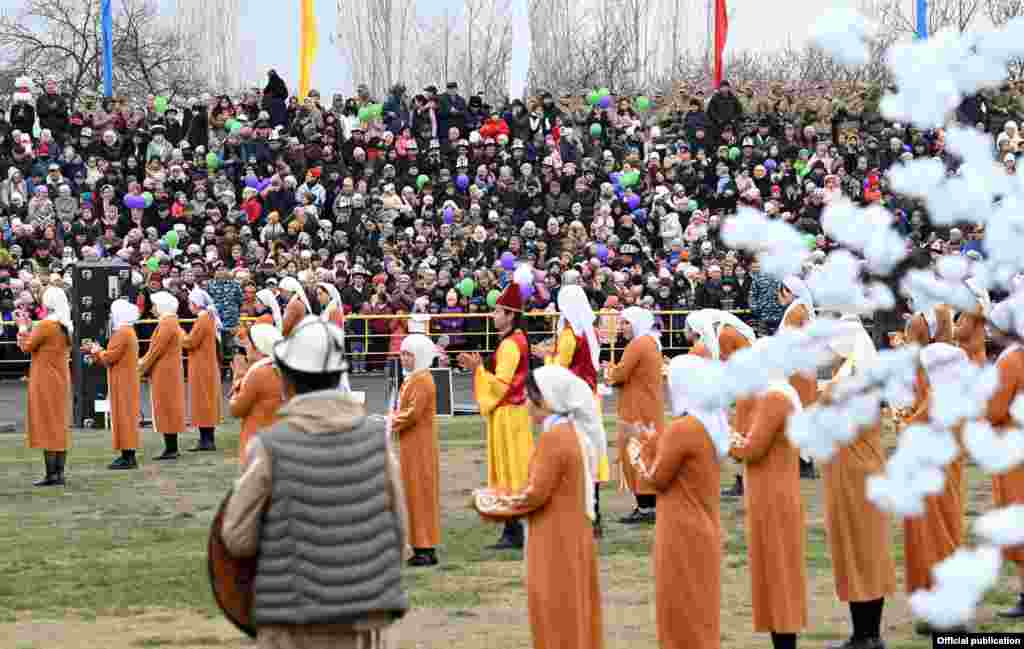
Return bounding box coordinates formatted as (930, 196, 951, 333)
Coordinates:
(189, 286, 223, 338)
(256, 288, 283, 330)
(782, 275, 815, 321)
(685, 309, 757, 360)
(920, 342, 968, 386)
(400, 334, 438, 372)
(532, 365, 604, 521)
(150, 291, 179, 317)
(667, 354, 731, 459)
(557, 284, 600, 371)
(964, 277, 991, 316)
(827, 315, 877, 380)
(279, 276, 312, 314)
(110, 299, 140, 330)
(317, 281, 343, 322)
(42, 286, 73, 335)
(620, 306, 660, 349)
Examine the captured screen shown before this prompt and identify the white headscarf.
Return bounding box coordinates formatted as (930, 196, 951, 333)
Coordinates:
(189, 286, 223, 337)
(150, 291, 179, 317)
(964, 277, 991, 316)
(532, 365, 605, 521)
(42, 286, 73, 335)
(279, 276, 312, 314)
(557, 285, 600, 372)
(110, 299, 140, 330)
(685, 309, 757, 360)
(620, 306, 660, 349)
(920, 342, 968, 386)
(400, 334, 438, 372)
(317, 282, 343, 322)
(827, 315, 877, 380)
(256, 288, 283, 330)
(667, 355, 731, 459)
(780, 275, 815, 333)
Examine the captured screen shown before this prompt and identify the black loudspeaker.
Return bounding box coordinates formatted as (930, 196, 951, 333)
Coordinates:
(70, 262, 136, 428)
(385, 360, 454, 416)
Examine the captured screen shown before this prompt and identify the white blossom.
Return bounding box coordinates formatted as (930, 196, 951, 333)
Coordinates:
(975, 505, 1024, 547)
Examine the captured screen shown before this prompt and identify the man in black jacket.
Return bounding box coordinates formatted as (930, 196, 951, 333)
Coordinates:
(36, 78, 69, 145)
(707, 80, 743, 141)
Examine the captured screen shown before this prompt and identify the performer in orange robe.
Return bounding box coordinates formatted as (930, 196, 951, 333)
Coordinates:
(955, 278, 989, 365)
(778, 276, 821, 481)
(903, 343, 967, 636)
(686, 308, 757, 498)
(984, 299, 1024, 618)
(627, 354, 726, 649)
(140, 291, 187, 460)
(821, 316, 897, 647)
(278, 276, 311, 337)
(606, 306, 665, 524)
(472, 366, 603, 649)
(183, 288, 223, 452)
(393, 334, 441, 567)
(89, 299, 142, 470)
(17, 286, 72, 486)
(229, 323, 283, 466)
(731, 375, 808, 649)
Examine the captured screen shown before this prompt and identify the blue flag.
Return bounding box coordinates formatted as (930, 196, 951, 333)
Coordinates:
(101, 0, 113, 96)
(916, 0, 928, 39)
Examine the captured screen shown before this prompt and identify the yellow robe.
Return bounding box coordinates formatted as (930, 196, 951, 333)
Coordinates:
(474, 336, 534, 490)
(545, 328, 611, 482)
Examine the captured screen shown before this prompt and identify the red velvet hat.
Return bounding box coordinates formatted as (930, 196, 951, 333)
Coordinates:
(495, 282, 523, 312)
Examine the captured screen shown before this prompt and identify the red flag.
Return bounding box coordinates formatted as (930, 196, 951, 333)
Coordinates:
(714, 0, 729, 88)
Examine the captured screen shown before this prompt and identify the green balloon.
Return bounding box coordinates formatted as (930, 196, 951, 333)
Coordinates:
(635, 96, 651, 112)
(143, 191, 154, 208)
(164, 230, 179, 249)
(154, 96, 168, 114)
(587, 91, 600, 106)
(229, 120, 243, 135)
(206, 151, 219, 169)
(598, 87, 611, 98)
(590, 123, 602, 137)
(623, 171, 640, 187)
(372, 103, 384, 118)
(687, 199, 699, 212)
(416, 174, 430, 190)
(146, 257, 159, 272)
(458, 278, 476, 298)
(487, 289, 500, 308)
(729, 146, 741, 161)
(358, 106, 371, 122)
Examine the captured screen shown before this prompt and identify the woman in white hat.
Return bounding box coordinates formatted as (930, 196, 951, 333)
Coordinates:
(87, 299, 142, 470)
(253, 288, 283, 329)
(392, 334, 441, 567)
(626, 354, 728, 649)
(17, 286, 72, 486)
(184, 287, 223, 452)
(316, 281, 345, 327)
(140, 291, 187, 460)
(472, 365, 603, 649)
(229, 323, 283, 466)
(777, 275, 821, 480)
(278, 276, 311, 337)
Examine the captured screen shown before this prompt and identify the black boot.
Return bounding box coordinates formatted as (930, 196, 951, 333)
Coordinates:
(109, 449, 138, 470)
(189, 427, 217, 452)
(155, 434, 179, 460)
(800, 458, 818, 479)
(33, 451, 60, 487)
(407, 548, 439, 567)
(593, 483, 603, 538)
(998, 593, 1024, 619)
(488, 520, 523, 550)
(722, 474, 744, 498)
(53, 452, 66, 485)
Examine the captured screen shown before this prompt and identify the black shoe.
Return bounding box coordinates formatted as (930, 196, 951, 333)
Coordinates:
(619, 507, 654, 524)
(826, 637, 886, 649)
(722, 477, 744, 498)
(998, 594, 1024, 619)
(34, 451, 62, 487)
(108, 456, 137, 470)
(407, 551, 439, 567)
(800, 460, 818, 480)
(154, 450, 179, 461)
(487, 534, 522, 550)
(487, 522, 524, 550)
(188, 443, 217, 452)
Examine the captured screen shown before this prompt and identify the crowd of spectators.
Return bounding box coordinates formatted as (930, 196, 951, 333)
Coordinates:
(0, 70, 1016, 372)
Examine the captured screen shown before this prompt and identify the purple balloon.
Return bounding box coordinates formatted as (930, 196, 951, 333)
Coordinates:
(626, 195, 640, 211)
(610, 172, 622, 184)
(598, 95, 611, 109)
(595, 244, 609, 262)
(456, 174, 470, 191)
(244, 176, 260, 189)
(257, 179, 273, 192)
(443, 207, 454, 224)
(632, 208, 648, 224)
(519, 283, 534, 301)
(500, 252, 516, 271)
(124, 195, 145, 209)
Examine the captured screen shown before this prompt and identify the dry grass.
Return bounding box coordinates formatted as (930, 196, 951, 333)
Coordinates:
(0, 417, 1021, 648)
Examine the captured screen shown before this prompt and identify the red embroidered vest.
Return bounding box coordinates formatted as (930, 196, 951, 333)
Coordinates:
(490, 329, 529, 408)
(558, 332, 597, 392)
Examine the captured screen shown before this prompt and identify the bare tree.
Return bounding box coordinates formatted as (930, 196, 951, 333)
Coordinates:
(0, 0, 206, 105)
(862, 0, 983, 35)
(336, 0, 419, 100)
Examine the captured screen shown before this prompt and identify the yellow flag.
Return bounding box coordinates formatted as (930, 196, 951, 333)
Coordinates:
(299, 0, 318, 100)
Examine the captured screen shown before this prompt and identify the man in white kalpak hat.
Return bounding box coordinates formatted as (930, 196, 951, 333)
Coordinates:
(221, 317, 410, 648)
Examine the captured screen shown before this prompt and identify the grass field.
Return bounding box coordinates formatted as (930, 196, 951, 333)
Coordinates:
(1, 416, 1022, 648)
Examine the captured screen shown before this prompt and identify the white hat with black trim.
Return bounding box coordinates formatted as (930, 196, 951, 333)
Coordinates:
(273, 316, 348, 374)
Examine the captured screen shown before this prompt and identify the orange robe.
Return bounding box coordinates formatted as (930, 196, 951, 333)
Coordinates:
(634, 416, 721, 649)
(902, 377, 965, 593)
(95, 326, 141, 451)
(229, 359, 283, 464)
(475, 421, 603, 649)
(782, 305, 818, 407)
(732, 391, 808, 633)
(19, 320, 70, 451)
(281, 295, 307, 337)
(391, 369, 441, 549)
(984, 347, 1024, 568)
(692, 326, 756, 439)
(905, 306, 955, 348)
(820, 379, 896, 602)
(955, 308, 987, 365)
(182, 311, 222, 428)
(140, 314, 187, 434)
(608, 335, 665, 495)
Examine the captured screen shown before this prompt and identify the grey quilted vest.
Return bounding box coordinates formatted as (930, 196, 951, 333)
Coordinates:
(251, 420, 409, 626)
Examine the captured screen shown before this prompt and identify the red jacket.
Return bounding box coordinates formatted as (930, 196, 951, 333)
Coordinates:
(480, 118, 510, 139)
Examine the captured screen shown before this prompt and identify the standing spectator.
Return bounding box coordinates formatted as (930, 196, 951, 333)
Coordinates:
(707, 80, 743, 141)
(262, 69, 289, 128)
(208, 268, 244, 373)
